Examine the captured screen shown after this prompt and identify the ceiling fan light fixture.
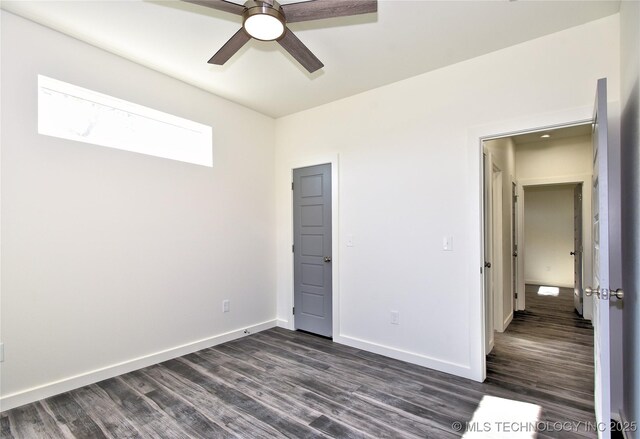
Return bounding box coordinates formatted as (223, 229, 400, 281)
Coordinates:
(243, 2, 285, 41)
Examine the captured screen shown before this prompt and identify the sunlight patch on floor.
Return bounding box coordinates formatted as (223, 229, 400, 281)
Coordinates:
(462, 395, 542, 438)
(537, 286, 560, 296)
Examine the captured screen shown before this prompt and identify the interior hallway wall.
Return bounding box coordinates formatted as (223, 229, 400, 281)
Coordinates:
(523, 185, 575, 287)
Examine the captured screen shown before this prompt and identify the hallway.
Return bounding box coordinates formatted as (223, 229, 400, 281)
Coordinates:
(486, 284, 596, 437)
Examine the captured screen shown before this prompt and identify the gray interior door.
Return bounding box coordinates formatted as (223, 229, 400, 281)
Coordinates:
(573, 183, 584, 315)
(293, 164, 332, 337)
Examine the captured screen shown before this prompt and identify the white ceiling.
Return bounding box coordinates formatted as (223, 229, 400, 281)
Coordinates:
(513, 123, 592, 145)
(1, 0, 620, 118)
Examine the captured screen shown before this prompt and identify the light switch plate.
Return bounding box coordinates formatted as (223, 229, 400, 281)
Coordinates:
(443, 236, 453, 251)
(346, 234, 354, 247)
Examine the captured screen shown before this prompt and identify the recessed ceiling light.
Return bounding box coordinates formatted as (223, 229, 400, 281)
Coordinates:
(541, 134, 551, 138)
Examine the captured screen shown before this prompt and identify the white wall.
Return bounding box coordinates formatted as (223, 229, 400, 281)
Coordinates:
(0, 12, 276, 410)
(484, 138, 516, 330)
(275, 14, 619, 381)
(620, 0, 640, 433)
(516, 135, 593, 180)
(523, 185, 575, 287)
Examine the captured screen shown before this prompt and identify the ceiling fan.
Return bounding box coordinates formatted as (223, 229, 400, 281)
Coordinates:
(184, 0, 377, 73)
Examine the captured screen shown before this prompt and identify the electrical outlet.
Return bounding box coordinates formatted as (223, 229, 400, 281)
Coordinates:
(222, 300, 230, 313)
(390, 311, 400, 325)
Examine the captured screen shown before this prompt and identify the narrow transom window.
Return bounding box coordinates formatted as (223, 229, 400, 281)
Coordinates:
(38, 75, 213, 167)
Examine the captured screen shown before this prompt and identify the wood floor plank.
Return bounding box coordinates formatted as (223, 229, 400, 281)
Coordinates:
(42, 393, 108, 438)
(163, 357, 327, 438)
(119, 370, 233, 439)
(142, 364, 283, 439)
(70, 385, 143, 439)
(211, 343, 456, 439)
(308, 415, 374, 439)
(5, 403, 61, 439)
(96, 377, 192, 439)
(1, 414, 15, 439)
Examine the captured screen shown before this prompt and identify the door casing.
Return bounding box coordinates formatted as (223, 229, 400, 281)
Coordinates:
(287, 155, 340, 338)
(471, 106, 594, 382)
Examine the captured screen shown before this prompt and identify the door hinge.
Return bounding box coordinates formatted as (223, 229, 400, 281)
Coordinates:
(291, 182, 294, 190)
(292, 244, 294, 253)
(292, 307, 295, 315)
(515, 293, 518, 299)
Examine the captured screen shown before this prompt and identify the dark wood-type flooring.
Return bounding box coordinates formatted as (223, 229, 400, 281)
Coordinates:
(1, 285, 596, 438)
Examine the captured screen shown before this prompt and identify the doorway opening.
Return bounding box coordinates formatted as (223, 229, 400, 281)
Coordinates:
(481, 121, 597, 429)
(482, 123, 593, 355)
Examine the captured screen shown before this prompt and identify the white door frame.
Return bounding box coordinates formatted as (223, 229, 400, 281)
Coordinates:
(491, 163, 505, 332)
(512, 179, 524, 312)
(286, 155, 340, 338)
(469, 104, 593, 382)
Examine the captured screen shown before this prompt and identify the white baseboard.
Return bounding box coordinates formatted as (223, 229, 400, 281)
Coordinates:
(0, 319, 276, 412)
(333, 334, 474, 380)
(503, 311, 513, 330)
(276, 318, 293, 330)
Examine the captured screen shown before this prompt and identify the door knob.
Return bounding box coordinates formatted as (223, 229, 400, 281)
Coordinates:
(585, 287, 624, 300)
(324, 256, 332, 263)
(484, 262, 491, 268)
(570, 251, 576, 255)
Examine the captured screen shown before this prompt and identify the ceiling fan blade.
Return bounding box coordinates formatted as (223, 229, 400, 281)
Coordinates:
(182, 0, 245, 15)
(278, 29, 323, 73)
(208, 28, 251, 65)
(282, 0, 376, 23)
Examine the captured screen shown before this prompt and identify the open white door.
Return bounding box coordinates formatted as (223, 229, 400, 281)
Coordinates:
(586, 78, 623, 439)
(483, 151, 494, 354)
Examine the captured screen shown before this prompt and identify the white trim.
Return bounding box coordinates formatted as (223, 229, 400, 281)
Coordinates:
(0, 319, 276, 412)
(276, 318, 290, 328)
(491, 163, 505, 333)
(288, 154, 340, 338)
(333, 334, 474, 379)
(503, 310, 513, 330)
(467, 103, 594, 382)
(516, 183, 526, 311)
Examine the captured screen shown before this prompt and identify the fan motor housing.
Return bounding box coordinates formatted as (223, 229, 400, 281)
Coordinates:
(243, 1, 286, 41)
